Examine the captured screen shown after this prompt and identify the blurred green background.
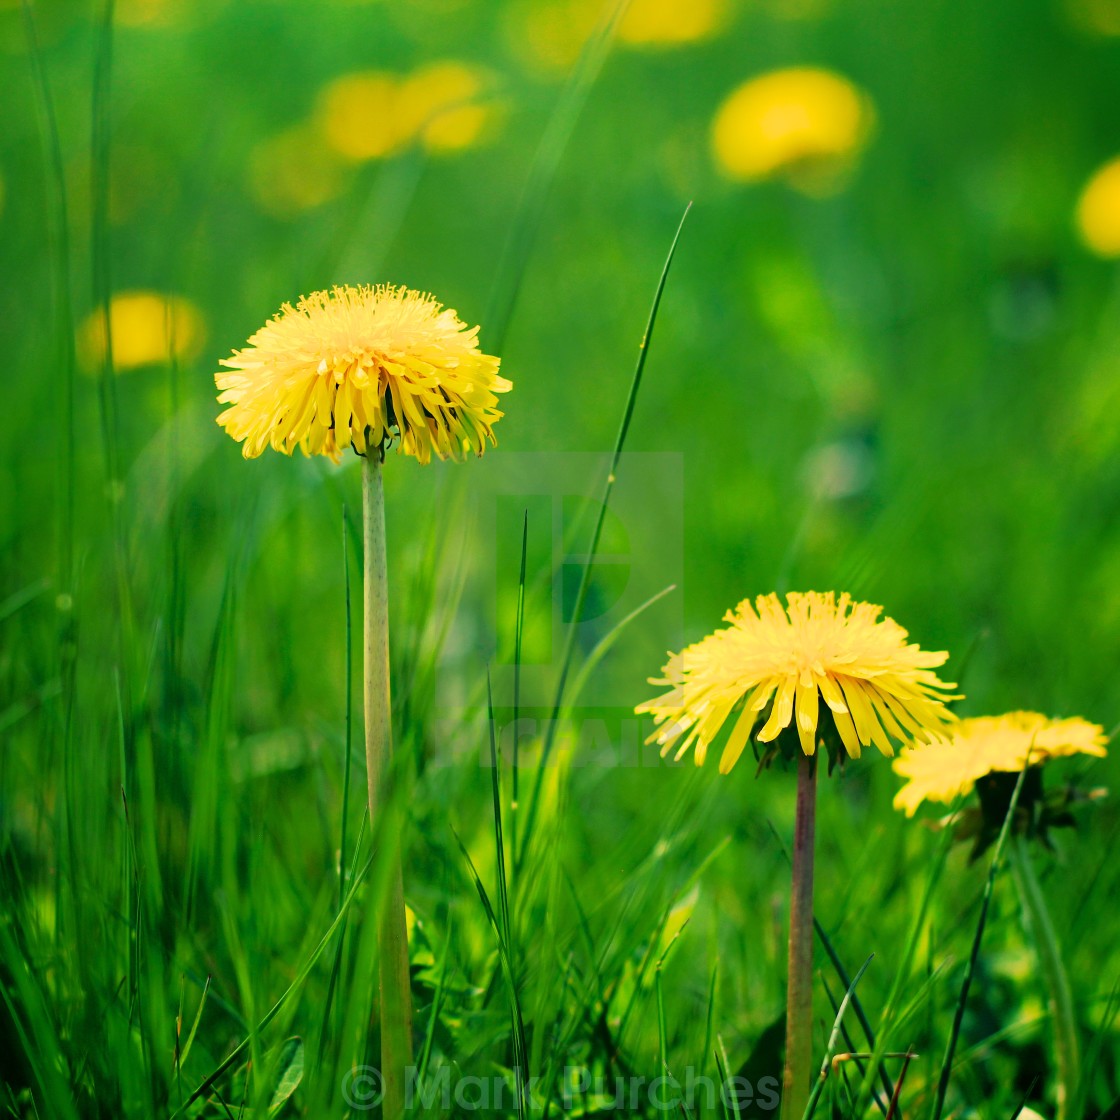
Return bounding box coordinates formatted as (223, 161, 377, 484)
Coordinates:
(3, 0, 1120, 1115)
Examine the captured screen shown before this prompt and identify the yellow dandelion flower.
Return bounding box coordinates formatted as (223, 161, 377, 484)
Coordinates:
(892, 711, 1108, 816)
(711, 67, 873, 192)
(619, 0, 727, 46)
(636, 591, 957, 773)
(79, 290, 205, 371)
(215, 284, 511, 464)
(1076, 156, 1120, 257)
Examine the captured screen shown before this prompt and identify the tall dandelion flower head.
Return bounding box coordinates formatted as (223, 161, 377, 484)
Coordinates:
(892, 711, 1108, 817)
(636, 591, 958, 774)
(215, 284, 510, 464)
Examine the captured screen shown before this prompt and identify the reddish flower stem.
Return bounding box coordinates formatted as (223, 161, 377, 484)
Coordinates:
(783, 751, 817, 1120)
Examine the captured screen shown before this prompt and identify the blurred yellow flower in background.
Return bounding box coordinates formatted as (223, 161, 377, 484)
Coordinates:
(319, 71, 402, 161)
(636, 591, 957, 773)
(318, 62, 493, 163)
(892, 712, 1108, 816)
(215, 284, 510, 463)
(507, 0, 727, 72)
(396, 61, 492, 152)
(711, 67, 874, 193)
(114, 0, 189, 27)
(1066, 0, 1120, 36)
(1076, 156, 1120, 257)
(619, 0, 727, 46)
(249, 124, 347, 217)
(79, 290, 205, 371)
(504, 0, 593, 71)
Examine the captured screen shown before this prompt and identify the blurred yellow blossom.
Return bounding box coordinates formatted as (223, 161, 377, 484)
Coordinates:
(318, 63, 493, 163)
(1066, 0, 1120, 35)
(114, 0, 189, 26)
(619, 0, 727, 46)
(1076, 156, 1120, 257)
(249, 124, 347, 217)
(396, 62, 492, 153)
(507, 0, 726, 69)
(711, 67, 874, 193)
(318, 71, 402, 162)
(80, 291, 205, 371)
(503, 0, 600, 71)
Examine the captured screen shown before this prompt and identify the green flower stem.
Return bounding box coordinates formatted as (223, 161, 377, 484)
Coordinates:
(1008, 835, 1080, 1120)
(363, 452, 414, 1115)
(783, 752, 817, 1120)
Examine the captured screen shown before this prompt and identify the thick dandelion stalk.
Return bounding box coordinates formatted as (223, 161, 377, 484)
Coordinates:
(1009, 835, 1080, 1120)
(783, 752, 817, 1120)
(215, 283, 506, 1112)
(363, 451, 413, 1113)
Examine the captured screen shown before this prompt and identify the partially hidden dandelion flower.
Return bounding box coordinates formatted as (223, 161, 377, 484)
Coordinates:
(711, 67, 874, 192)
(892, 711, 1108, 817)
(1066, 0, 1120, 37)
(636, 591, 957, 773)
(215, 284, 510, 464)
(619, 0, 728, 47)
(1076, 155, 1120, 257)
(249, 124, 348, 217)
(80, 290, 206, 371)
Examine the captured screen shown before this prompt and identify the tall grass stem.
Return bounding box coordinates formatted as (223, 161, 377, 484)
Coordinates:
(1009, 836, 1080, 1120)
(930, 764, 1030, 1120)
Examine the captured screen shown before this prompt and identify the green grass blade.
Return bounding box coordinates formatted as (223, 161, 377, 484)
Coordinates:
(930, 765, 1031, 1120)
(855, 799, 963, 1113)
(0, 917, 79, 1120)
(1070, 973, 1120, 1120)
(511, 509, 528, 863)
(19, 1, 76, 613)
(518, 201, 691, 870)
(416, 923, 453, 1091)
(715, 1037, 743, 1120)
(564, 583, 677, 709)
(451, 825, 528, 1118)
(702, 964, 718, 1084)
(804, 953, 874, 1119)
(170, 847, 378, 1116)
(1009, 836, 1080, 1120)
(486, 670, 514, 954)
(821, 973, 887, 1118)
